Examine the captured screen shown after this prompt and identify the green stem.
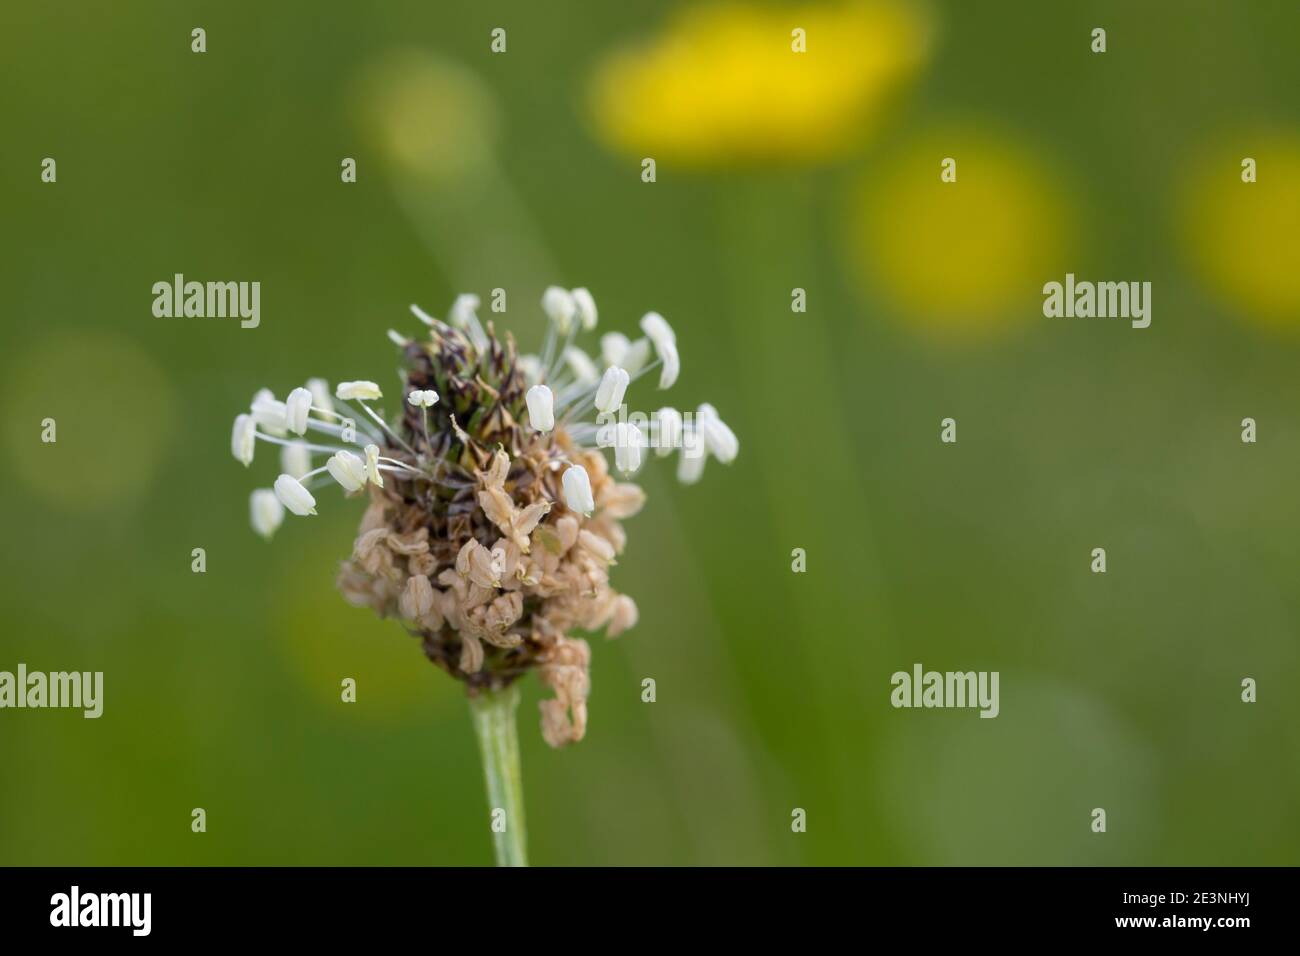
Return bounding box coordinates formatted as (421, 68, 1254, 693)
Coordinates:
(468, 684, 528, 866)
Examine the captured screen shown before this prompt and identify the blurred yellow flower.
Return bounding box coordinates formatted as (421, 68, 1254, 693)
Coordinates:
(1179, 130, 1300, 330)
(588, 0, 932, 166)
(3, 332, 174, 510)
(349, 50, 500, 187)
(847, 125, 1073, 340)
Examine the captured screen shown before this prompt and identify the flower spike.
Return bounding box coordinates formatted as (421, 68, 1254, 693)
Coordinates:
(225, 282, 737, 754)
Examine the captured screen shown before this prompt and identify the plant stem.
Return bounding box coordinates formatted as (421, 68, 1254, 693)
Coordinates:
(468, 684, 528, 866)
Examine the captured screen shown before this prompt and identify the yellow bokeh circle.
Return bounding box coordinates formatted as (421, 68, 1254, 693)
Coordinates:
(1179, 129, 1300, 329)
(3, 332, 175, 510)
(849, 126, 1072, 340)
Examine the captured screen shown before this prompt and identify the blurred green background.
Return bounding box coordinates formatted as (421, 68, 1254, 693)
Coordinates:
(2, 0, 1298, 865)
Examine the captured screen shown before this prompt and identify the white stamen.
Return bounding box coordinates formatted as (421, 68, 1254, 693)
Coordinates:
(595, 366, 630, 414)
(281, 441, 312, 479)
(231, 414, 256, 466)
(306, 378, 334, 416)
(656, 337, 680, 388)
(450, 294, 488, 351)
(562, 464, 595, 516)
(600, 334, 652, 375)
(249, 489, 284, 539)
(387, 329, 408, 347)
(336, 380, 382, 401)
(251, 389, 289, 436)
(274, 473, 318, 516)
(517, 354, 544, 386)
(677, 425, 707, 484)
(697, 403, 738, 463)
(285, 387, 313, 435)
(613, 422, 644, 474)
(407, 389, 440, 408)
(654, 407, 682, 457)
(353, 399, 418, 457)
(572, 287, 598, 330)
(526, 384, 555, 432)
(563, 346, 600, 387)
(542, 286, 577, 334)
(640, 313, 679, 388)
(640, 311, 675, 345)
(364, 444, 385, 487)
(254, 431, 349, 456)
(450, 293, 480, 329)
(601, 332, 630, 368)
(305, 417, 373, 444)
(232, 286, 731, 542)
(624, 338, 652, 375)
(326, 450, 367, 493)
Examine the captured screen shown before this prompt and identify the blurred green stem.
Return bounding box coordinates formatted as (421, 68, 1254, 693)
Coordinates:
(469, 684, 527, 866)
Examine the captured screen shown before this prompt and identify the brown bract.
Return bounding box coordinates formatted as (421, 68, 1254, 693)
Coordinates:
(334, 322, 643, 746)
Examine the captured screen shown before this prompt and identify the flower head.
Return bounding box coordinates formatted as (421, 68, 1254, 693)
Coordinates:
(226, 287, 736, 746)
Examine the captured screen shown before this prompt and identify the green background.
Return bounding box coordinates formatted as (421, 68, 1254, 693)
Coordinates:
(1, 0, 1297, 865)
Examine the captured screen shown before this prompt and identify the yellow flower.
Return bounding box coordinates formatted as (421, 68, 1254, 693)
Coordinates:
(588, 0, 932, 167)
(846, 124, 1073, 340)
(1179, 129, 1300, 330)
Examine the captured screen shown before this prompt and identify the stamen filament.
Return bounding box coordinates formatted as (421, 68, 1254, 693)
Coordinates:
(305, 417, 378, 444)
(352, 400, 421, 458)
(545, 322, 579, 382)
(254, 432, 347, 456)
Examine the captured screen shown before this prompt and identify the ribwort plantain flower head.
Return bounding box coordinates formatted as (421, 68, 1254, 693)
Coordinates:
(228, 288, 737, 746)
